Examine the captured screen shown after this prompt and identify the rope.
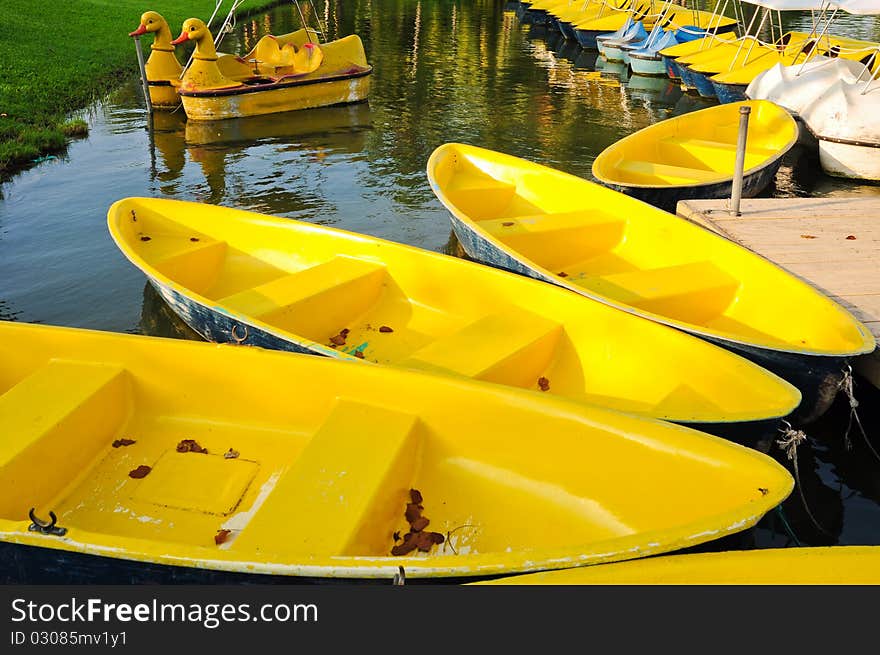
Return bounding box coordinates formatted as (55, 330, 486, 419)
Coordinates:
(839, 365, 880, 465)
(775, 505, 803, 547)
(776, 421, 834, 538)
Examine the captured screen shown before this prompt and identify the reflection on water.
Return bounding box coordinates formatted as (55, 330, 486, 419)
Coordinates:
(0, 0, 878, 550)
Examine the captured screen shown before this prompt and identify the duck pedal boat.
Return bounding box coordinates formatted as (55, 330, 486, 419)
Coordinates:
(128, 11, 182, 109)
(0, 321, 793, 582)
(108, 197, 803, 439)
(427, 142, 876, 423)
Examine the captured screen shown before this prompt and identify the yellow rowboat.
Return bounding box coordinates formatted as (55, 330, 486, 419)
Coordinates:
(476, 547, 880, 584)
(660, 32, 738, 79)
(128, 11, 182, 109)
(591, 100, 798, 210)
(108, 197, 801, 436)
(171, 19, 371, 121)
(426, 143, 875, 422)
(0, 321, 793, 582)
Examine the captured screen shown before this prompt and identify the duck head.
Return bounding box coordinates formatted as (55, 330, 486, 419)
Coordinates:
(129, 11, 173, 47)
(171, 18, 218, 60)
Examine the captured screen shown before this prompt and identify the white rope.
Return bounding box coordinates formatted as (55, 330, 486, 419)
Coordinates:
(839, 365, 880, 464)
(776, 421, 834, 538)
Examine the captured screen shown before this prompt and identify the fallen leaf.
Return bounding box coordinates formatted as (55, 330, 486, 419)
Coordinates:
(411, 517, 430, 532)
(354, 350, 365, 359)
(758, 487, 769, 496)
(502, 221, 514, 227)
(128, 465, 152, 479)
(558, 272, 568, 277)
(140, 235, 151, 242)
(410, 489, 423, 504)
(800, 234, 817, 239)
(393, 531, 401, 542)
(190, 237, 200, 242)
(846, 235, 857, 240)
(391, 533, 419, 556)
(177, 438, 208, 454)
(379, 326, 393, 333)
(430, 532, 445, 545)
(330, 333, 346, 346)
(405, 503, 423, 523)
(538, 376, 550, 392)
(224, 448, 239, 459)
(340, 328, 350, 336)
(112, 438, 136, 448)
(214, 529, 231, 545)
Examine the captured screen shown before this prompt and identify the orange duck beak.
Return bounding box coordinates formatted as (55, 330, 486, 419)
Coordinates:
(171, 31, 189, 46)
(128, 24, 147, 37)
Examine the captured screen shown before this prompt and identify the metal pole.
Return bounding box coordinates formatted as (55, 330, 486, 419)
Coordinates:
(132, 35, 154, 115)
(730, 105, 751, 217)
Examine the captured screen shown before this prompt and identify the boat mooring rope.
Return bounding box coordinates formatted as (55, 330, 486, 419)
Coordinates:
(839, 365, 880, 465)
(774, 505, 803, 547)
(776, 421, 834, 539)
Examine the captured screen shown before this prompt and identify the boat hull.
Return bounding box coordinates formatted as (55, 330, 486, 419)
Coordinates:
(598, 159, 783, 213)
(179, 70, 372, 121)
(713, 80, 748, 104)
(630, 53, 667, 77)
(816, 138, 880, 182)
(559, 20, 577, 40)
(147, 81, 180, 109)
(663, 54, 683, 79)
(574, 28, 602, 50)
(692, 70, 717, 98)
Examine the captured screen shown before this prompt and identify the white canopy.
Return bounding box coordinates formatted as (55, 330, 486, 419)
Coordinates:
(828, 0, 880, 14)
(739, 0, 831, 10)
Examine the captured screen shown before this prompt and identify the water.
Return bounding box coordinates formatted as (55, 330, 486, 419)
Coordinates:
(0, 0, 878, 549)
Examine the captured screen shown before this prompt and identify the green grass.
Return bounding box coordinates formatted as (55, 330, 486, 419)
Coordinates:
(0, 1, 277, 177)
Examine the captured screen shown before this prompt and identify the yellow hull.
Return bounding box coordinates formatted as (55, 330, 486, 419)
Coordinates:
(477, 547, 880, 584)
(180, 72, 371, 121)
(108, 197, 800, 425)
(592, 100, 797, 189)
(426, 143, 875, 358)
(0, 321, 792, 579)
(147, 82, 180, 109)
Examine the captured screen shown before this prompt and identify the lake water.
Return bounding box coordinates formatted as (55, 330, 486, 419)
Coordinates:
(1, 0, 879, 550)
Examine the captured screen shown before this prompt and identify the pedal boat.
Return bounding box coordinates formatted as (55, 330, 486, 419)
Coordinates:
(128, 11, 182, 109)
(108, 197, 802, 437)
(427, 143, 876, 422)
(0, 321, 792, 582)
(171, 18, 371, 121)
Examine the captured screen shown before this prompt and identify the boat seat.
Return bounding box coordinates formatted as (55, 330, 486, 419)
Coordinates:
(662, 136, 776, 159)
(478, 210, 624, 238)
(444, 174, 517, 220)
(231, 399, 421, 556)
(217, 256, 387, 334)
(588, 261, 740, 321)
(0, 361, 129, 518)
(614, 160, 722, 185)
(151, 239, 229, 293)
(402, 307, 563, 385)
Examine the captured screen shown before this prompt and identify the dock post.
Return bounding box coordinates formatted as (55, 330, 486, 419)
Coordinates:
(132, 35, 154, 116)
(730, 105, 751, 216)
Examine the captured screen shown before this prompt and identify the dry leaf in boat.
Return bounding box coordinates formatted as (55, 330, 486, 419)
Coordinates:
(112, 438, 136, 448)
(140, 235, 151, 242)
(410, 489, 423, 504)
(502, 221, 514, 227)
(128, 465, 151, 479)
(190, 237, 200, 242)
(538, 377, 550, 392)
(215, 529, 231, 545)
(379, 326, 393, 333)
(558, 272, 568, 277)
(411, 517, 430, 532)
(405, 503, 423, 524)
(177, 438, 208, 454)
(224, 448, 240, 459)
(354, 350, 365, 359)
(330, 333, 347, 346)
(391, 533, 419, 556)
(393, 531, 401, 542)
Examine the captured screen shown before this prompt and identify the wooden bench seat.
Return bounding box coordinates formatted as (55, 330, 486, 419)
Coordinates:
(0, 361, 129, 518)
(402, 307, 563, 385)
(231, 399, 421, 556)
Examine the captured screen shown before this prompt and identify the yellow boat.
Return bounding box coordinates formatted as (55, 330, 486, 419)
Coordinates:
(108, 197, 801, 434)
(0, 321, 792, 582)
(476, 547, 880, 584)
(591, 100, 798, 209)
(426, 143, 875, 422)
(171, 18, 371, 121)
(128, 11, 182, 109)
(659, 32, 738, 79)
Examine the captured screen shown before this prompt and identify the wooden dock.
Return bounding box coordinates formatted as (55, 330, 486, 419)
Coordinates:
(676, 196, 880, 388)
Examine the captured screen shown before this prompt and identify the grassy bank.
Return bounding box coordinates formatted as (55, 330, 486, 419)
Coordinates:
(0, 1, 275, 177)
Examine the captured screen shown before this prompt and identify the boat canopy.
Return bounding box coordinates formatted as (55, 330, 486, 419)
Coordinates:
(829, 0, 880, 13)
(739, 0, 831, 9)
